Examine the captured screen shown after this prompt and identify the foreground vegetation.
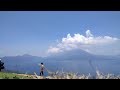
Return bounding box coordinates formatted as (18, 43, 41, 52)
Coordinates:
(0, 72, 33, 79)
(33, 70, 120, 79)
(0, 70, 120, 79)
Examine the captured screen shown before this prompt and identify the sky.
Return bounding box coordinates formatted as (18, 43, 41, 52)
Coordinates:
(0, 11, 120, 57)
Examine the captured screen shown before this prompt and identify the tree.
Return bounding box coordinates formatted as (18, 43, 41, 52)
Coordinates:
(0, 59, 5, 71)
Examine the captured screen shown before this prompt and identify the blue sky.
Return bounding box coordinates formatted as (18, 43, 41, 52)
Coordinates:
(0, 11, 120, 57)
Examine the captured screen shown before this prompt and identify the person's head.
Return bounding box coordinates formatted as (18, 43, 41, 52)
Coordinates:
(41, 63, 43, 65)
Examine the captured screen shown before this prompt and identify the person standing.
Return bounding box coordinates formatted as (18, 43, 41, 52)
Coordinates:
(39, 63, 44, 76)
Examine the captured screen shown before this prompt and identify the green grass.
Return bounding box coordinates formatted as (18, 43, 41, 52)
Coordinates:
(1, 70, 120, 79)
(0, 72, 33, 79)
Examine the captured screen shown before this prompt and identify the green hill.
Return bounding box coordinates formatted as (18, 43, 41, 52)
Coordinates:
(1, 70, 120, 79)
(0, 72, 33, 79)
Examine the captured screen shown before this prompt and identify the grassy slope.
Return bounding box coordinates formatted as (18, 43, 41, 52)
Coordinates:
(0, 72, 33, 79)
(1, 70, 120, 79)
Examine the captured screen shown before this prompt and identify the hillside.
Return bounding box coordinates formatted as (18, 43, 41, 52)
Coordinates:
(1, 70, 120, 79)
(0, 72, 33, 79)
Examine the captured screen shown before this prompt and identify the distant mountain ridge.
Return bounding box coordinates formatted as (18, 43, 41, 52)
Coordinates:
(0, 49, 120, 75)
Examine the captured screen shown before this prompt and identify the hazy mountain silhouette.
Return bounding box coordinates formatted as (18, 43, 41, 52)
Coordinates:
(45, 49, 94, 61)
(1, 50, 120, 75)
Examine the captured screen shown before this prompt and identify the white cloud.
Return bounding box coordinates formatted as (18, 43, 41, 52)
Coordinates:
(84, 49, 91, 53)
(47, 47, 62, 53)
(47, 30, 119, 54)
(86, 30, 93, 37)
